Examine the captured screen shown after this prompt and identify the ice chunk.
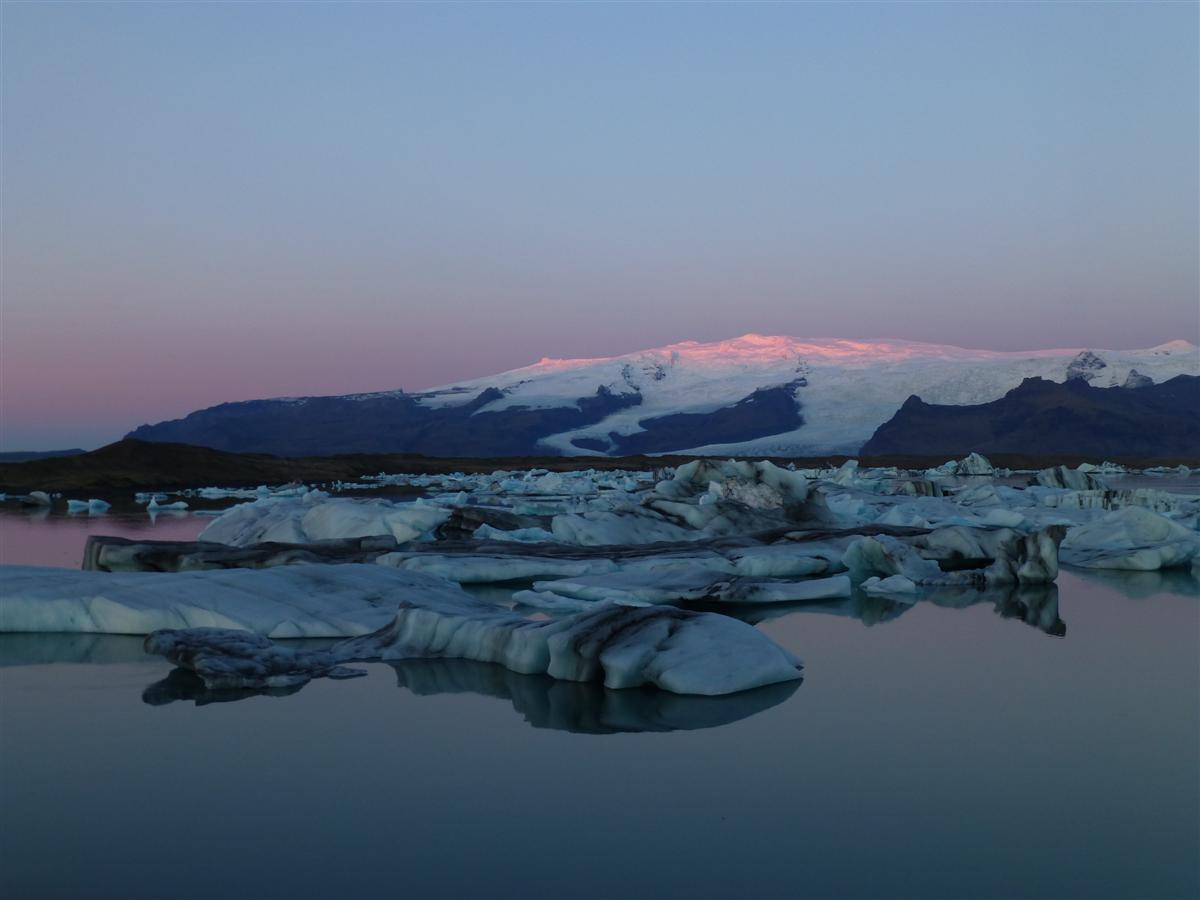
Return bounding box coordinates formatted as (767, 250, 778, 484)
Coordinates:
(335, 599, 804, 696)
(956, 452, 995, 476)
(0, 564, 465, 637)
(1059, 507, 1200, 570)
(550, 511, 696, 546)
(861, 575, 919, 597)
(529, 566, 730, 606)
(471, 524, 558, 543)
(147, 498, 188, 511)
(1034, 466, 1106, 491)
(525, 567, 851, 607)
(144, 628, 366, 690)
(719, 575, 852, 604)
(380, 554, 619, 584)
(200, 496, 450, 546)
(724, 545, 831, 578)
(11, 563, 804, 695)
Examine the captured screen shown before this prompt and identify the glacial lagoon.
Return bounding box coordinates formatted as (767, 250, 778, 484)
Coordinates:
(1, 471, 1198, 899)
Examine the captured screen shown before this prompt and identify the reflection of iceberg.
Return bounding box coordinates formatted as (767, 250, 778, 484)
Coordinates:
(0, 633, 149, 666)
(389, 658, 800, 733)
(694, 582, 1065, 637)
(1067, 566, 1200, 599)
(143, 668, 307, 706)
(691, 594, 911, 628)
(141, 655, 800, 733)
(909, 582, 1065, 637)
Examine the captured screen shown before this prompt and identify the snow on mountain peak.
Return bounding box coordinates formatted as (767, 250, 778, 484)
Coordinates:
(420, 334, 1198, 457)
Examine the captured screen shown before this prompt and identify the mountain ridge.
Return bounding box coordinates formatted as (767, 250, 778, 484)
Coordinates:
(127, 334, 1200, 458)
(860, 374, 1200, 457)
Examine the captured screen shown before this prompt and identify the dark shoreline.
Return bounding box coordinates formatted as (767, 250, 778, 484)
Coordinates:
(1, 439, 1196, 494)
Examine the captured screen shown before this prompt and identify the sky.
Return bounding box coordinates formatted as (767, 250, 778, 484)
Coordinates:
(1, 1, 1197, 450)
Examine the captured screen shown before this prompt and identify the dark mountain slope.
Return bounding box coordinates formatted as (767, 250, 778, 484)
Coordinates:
(861, 375, 1200, 457)
(127, 387, 642, 457)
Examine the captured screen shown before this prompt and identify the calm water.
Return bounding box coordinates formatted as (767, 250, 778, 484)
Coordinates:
(1, 514, 1198, 899)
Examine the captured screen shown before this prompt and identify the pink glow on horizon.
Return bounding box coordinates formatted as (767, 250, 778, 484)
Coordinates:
(5, 332, 1197, 451)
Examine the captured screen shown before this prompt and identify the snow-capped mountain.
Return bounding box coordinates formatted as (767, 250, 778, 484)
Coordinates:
(127, 334, 1199, 458)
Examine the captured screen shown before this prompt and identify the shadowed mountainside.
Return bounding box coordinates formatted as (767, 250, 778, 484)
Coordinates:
(861, 375, 1200, 457)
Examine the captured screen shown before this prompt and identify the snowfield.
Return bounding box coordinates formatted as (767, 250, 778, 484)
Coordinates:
(415, 335, 1200, 455)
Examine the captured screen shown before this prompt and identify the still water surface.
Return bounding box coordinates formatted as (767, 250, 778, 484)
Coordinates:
(1, 511, 1197, 899)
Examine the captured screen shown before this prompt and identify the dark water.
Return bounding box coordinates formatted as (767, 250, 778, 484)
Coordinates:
(1, 524, 1198, 898)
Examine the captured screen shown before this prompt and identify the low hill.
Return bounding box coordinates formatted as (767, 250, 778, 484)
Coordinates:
(2, 439, 1197, 494)
(0, 449, 87, 463)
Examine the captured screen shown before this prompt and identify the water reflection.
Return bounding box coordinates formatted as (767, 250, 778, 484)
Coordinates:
(1067, 565, 1200, 599)
(388, 657, 800, 733)
(695, 582, 1065, 636)
(140, 656, 801, 733)
(143, 668, 307, 705)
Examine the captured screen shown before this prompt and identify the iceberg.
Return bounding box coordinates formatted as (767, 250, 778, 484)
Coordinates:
(1034, 466, 1106, 491)
(0, 564, 458, 637)
(4, 563, 804, 696)
(334, 598, 804, 696)
(522, 567, 851, 607)
(1059, 507, 1200, 570)
(141, 598, 803, 697)
(379, 553, 619, 583)
(199, 495, 450, 546)
(144, 628, 366, 690)
(956, 452, 995, 476)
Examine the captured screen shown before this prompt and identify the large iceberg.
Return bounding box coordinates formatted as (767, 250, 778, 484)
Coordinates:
(142, 598, 803, 697)
(3, 563, 804, 696)
(0, 564, 452, 637)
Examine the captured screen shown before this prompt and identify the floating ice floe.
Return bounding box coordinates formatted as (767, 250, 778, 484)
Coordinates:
(3, 563, 804, 696)
(0, 564, 445, 636)
(145, 628, 367, 690)
(66, 498, 111, 514)
(1058, 507, 1200, 571)
(380, 553, 619, 584)
(331, 597, 803, 696)
(518, 566, 851, 608)
(146, 498, 188, 511)
(199, 494, 450, 546)
(1033, 465, 1107, 491)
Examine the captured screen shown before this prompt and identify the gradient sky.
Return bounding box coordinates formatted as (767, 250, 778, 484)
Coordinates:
(2, 1, 1197, 450)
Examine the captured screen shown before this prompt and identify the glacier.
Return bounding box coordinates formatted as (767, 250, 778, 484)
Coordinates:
(125, 334, 1200, 458)
(413, 336, 1200, 456)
